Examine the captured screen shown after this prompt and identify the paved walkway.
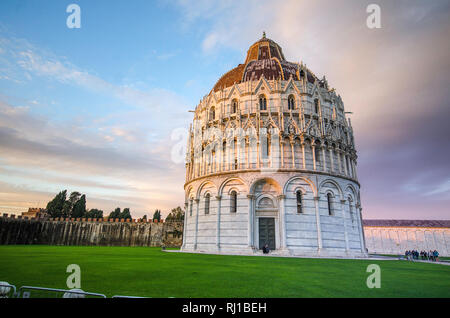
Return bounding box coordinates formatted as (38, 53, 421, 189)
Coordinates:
(164, 249, 396, 261)
(403, 259, 450, 266)
(164, 250, 450, 265)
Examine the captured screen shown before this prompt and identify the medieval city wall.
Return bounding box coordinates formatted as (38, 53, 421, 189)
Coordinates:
(0, 215, 183, 247)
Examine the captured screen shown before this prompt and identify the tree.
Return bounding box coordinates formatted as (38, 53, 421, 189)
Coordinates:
(142, 215, 147, 220)
(120, 208, 132, 220)
(72, 194, 86, 218)
(152, 209, 161, 222)
(166, 206, 184, 222)
(86, 208, 103, 219)
(174, 207, 184, 221)
(109, 207, 121, 219)
(46, 190, 67, 218)
(62, 191, 81, 217)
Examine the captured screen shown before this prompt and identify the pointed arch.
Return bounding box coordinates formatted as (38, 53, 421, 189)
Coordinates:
(226, 83, 243, 100)
(253, 76, 273, 96)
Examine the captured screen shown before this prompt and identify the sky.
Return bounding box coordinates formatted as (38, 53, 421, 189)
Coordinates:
(0, 0, 449, 219)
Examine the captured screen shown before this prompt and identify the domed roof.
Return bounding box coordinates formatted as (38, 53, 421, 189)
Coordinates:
(213, 33, 317, 92)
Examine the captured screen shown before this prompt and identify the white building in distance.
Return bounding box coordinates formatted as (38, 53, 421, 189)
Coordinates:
(181, 34, 368, 257)
(364, 220, 450, 257)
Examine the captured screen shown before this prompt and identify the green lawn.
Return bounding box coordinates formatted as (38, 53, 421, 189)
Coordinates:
(0, 245, 449, 298)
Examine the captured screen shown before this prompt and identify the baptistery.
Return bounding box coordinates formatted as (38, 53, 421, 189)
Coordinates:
(182, 34, 368, 257)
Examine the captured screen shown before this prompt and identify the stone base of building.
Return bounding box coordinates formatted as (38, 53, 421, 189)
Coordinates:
(180, 245, 368, 259)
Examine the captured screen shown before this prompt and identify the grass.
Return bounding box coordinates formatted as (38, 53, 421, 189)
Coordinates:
(0, 245, 449, 298)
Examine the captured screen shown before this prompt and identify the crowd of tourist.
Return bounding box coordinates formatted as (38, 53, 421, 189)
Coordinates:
(404, 250, 440, 261)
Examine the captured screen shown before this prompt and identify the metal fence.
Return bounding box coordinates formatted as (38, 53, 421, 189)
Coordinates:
(0, 282, 17, 298)
(18, 286, 106, 298)
(0, 282, 151, 298)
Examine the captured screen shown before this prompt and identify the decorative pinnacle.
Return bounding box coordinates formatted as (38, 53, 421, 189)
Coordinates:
(262, 31, 266, 39)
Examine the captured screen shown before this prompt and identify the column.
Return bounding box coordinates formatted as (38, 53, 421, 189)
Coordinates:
(351, 158, 357, 179)
(340, 199, 350, 252)
(322, 145, 327, 172)
(343, 152, 348, 176)
(280, 140, 284, 168)
(329, 147, 334, 173)
(216, 195, 222, 249)
(194, 198, 200, 250)
(356, 205, 367, 254)
(353, 158, 358, 180)
(337, 150, 342, 174)
(278, 195, 287, 249)
(257, 141, 261, 169)
(312, 144, 317, 171)
(301, 141, 306, 169)
(314, 196, 323, 250)
(182, 202, 188, 249)
(247, 194, 254, 248)
(246, 139, 250, 169)
(290, 141, 295, 169)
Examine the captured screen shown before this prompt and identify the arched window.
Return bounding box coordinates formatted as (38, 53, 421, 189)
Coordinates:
(327, 193, 333, 215)
(205, 194, 210, 215)
(231, 99, 238, 114)
(189, 199, 193, 216)
(296, 191, 303, 214)
(259, 95, 267, 111)
(314, 99, 319, 114)
(209, 107, 215, 121)
(288, 95, 295, 110)
(230, 191, 237, 213)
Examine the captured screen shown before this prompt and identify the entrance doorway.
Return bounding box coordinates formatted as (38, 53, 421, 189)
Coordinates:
(259, 217, 275, 250)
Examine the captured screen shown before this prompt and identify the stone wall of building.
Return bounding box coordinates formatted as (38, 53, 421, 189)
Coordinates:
(184, 173, 366, 257)
(0, 215, 183, 247)
(363, 220, 450, 257)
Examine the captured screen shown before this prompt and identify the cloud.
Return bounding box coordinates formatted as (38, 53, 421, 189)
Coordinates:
(0, 32, 191, 216)
(1, 1, 449, 220)
(172, 0, 450, 219)
(1, 32, 189, 114)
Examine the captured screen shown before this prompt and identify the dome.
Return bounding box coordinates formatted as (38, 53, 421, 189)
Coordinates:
(212, 33, 316, 92)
